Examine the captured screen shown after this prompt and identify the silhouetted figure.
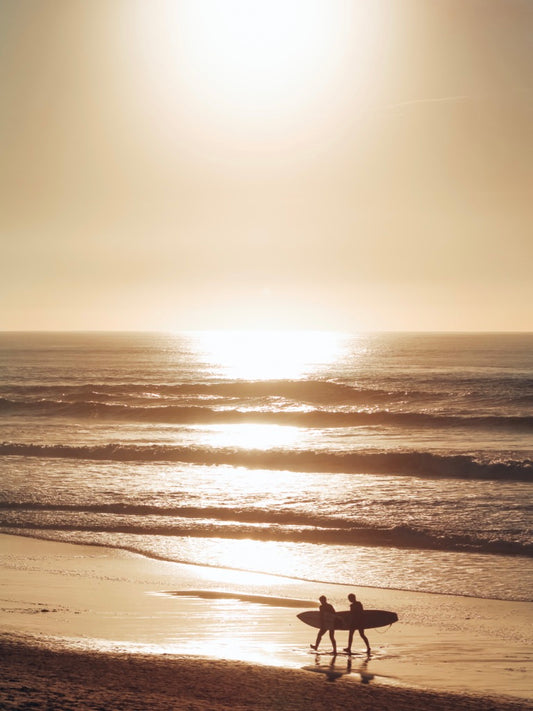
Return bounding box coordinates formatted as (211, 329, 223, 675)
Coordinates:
(343, 592, 371, 655)
(310, 595, 337, 654)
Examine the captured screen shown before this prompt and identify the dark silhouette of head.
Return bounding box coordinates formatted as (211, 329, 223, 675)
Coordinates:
(319, 595, 327, 603)
(348, 593, 356, 603)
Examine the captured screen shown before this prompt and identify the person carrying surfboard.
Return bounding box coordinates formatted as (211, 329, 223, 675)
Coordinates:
(343, 592, 371, 655)
(310, 595, 337, 654)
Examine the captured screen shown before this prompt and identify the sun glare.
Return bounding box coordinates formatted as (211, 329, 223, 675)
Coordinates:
(194, 539, 306, 586)
(126, 1, 383, 138)
(194, 330, 346, 380)
(179, 1, 343, 115)
(196, 424, 301, 451)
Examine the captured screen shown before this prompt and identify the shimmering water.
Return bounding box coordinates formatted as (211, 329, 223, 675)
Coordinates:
(1, 331, 532, 600)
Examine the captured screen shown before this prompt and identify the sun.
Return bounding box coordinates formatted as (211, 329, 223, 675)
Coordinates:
(125, 1, 382, 138)
(178, 1, 343, 117)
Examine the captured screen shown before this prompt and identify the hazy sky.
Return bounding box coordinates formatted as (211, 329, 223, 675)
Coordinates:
(1, 0, 532, 331)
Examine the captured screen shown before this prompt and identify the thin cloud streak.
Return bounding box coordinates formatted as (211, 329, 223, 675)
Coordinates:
(387, 87, 533, 111)
(386, 95, 471, 110)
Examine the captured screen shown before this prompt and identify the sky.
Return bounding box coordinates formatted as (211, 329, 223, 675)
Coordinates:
(1, 0, 532, 332)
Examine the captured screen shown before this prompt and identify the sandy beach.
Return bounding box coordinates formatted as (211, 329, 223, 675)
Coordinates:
(2, 637, 531, 711)
(1, 533, 532, 710)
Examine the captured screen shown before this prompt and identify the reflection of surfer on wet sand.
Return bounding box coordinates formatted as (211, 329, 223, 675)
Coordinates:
(309, 595, 337, 654)
(344, 592, 371, 656)
(305, 651, 376, 684)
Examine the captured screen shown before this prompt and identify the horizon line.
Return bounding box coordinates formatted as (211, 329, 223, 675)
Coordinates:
(1, 328, 532, 336)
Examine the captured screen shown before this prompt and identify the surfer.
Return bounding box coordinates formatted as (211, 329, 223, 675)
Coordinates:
(343, 592, 371, 655)
(310, 595, 337, 654)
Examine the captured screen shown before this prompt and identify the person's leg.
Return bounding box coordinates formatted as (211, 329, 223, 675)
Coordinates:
(311, 628, 324, 650)
(343, 628, 354, 654)
(359, 628, 371, 654)
(329, 629, 337, 654)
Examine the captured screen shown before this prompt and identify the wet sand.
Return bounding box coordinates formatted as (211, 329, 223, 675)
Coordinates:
(2, 637, 531, 711)
(1, 533, 532, 710)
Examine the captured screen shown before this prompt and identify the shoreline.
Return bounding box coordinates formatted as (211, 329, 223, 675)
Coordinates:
(1, 533, 532, 709)
(10, 529, 532, 604)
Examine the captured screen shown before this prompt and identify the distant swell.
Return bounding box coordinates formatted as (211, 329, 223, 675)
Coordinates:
(2, 442, 532, 481)
(0, 380, 405, 404)
(1, 397, 531, 431)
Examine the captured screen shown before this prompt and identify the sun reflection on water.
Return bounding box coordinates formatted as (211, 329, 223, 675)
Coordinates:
(193, 330, 347, 380)
(192, 423, 301, 451)
(189, 538, 308, 587)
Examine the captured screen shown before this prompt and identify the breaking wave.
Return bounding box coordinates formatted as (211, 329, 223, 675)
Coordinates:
(0, 501, 531, 557)
(1, 441, 531, 481)
(1, 397, 531, 431)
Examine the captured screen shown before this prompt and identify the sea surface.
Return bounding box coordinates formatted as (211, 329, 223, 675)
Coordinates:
(1, 331, 532, 602)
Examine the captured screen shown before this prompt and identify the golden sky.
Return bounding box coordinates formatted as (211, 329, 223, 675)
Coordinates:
(1, 0, 532, 331)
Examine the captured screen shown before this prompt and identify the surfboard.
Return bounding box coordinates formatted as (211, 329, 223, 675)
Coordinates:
(297, 609, 398, 631)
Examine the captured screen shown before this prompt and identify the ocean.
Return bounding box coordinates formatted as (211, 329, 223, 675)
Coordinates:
(1, 331, 532, 602)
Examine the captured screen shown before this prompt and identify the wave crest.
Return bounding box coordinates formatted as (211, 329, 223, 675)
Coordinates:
(1, 441, 531, 481)
(1, 397, 531, 430)
(1, 507, 530, 557)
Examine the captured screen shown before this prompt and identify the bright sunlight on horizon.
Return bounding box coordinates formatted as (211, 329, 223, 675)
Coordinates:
(1, 0, 532, 332)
